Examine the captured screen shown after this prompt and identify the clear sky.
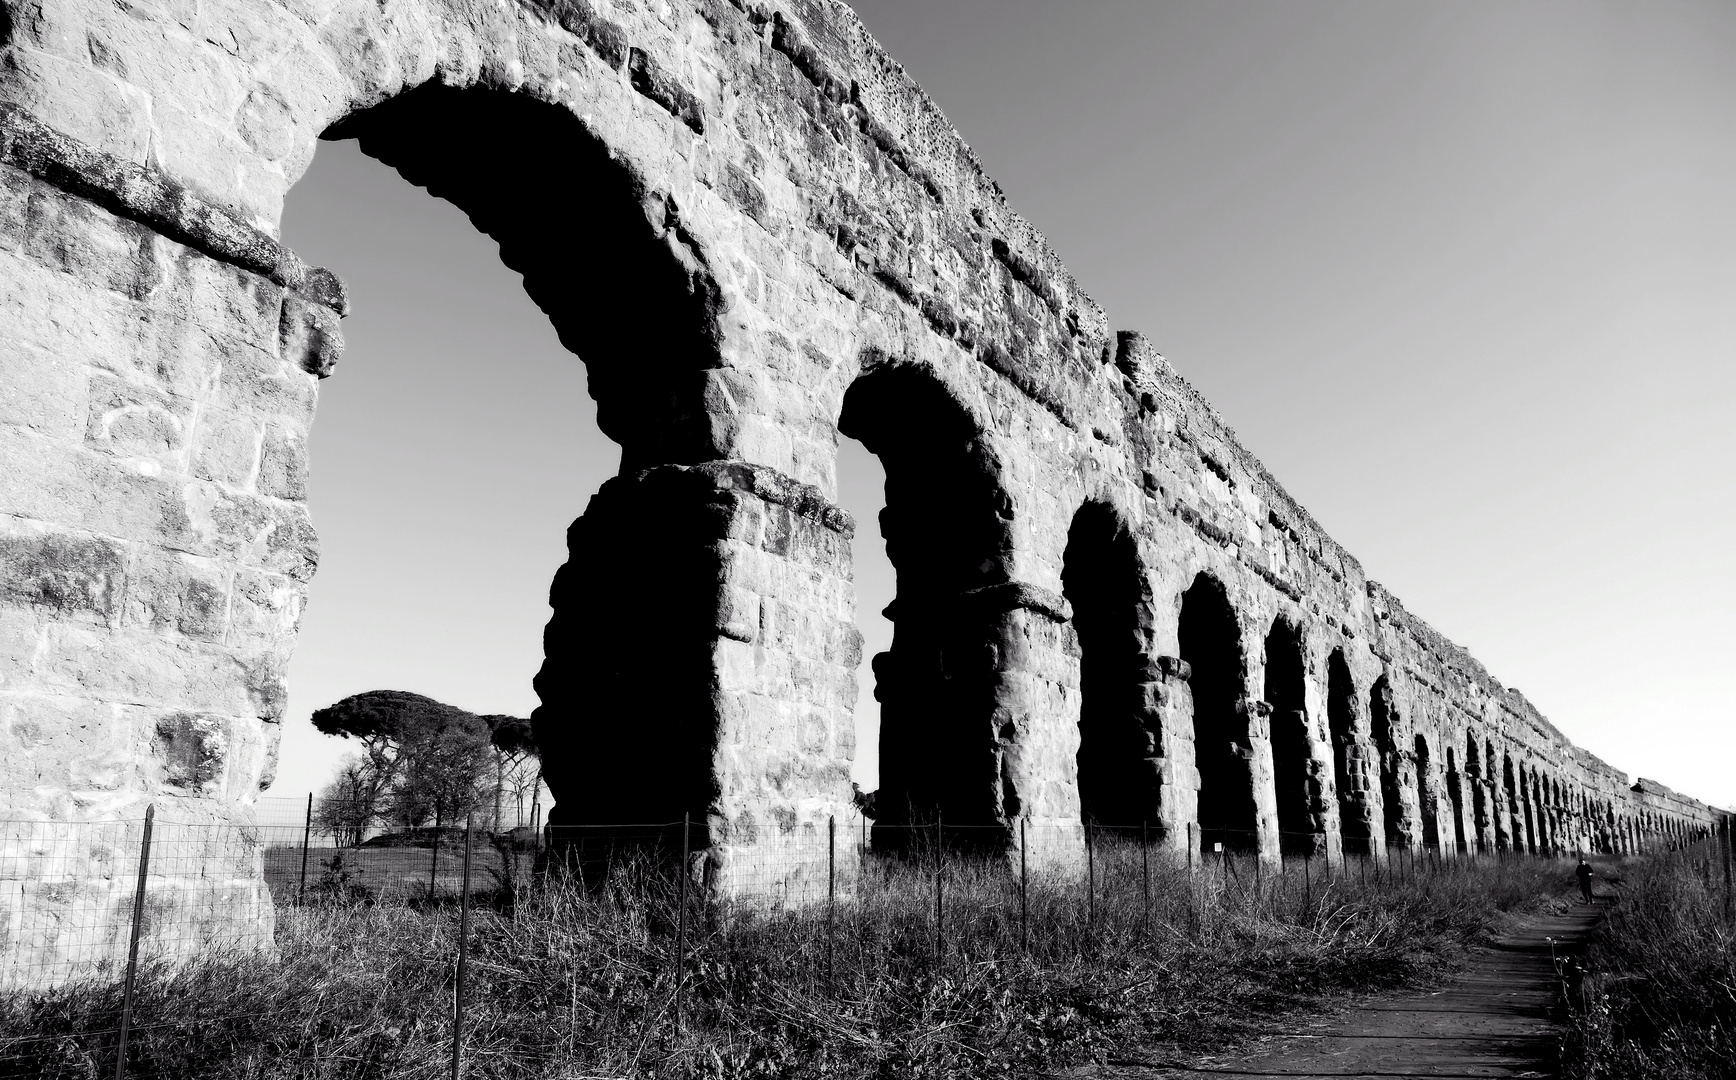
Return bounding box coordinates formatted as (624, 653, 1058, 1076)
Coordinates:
(273, 0, 1735, 813)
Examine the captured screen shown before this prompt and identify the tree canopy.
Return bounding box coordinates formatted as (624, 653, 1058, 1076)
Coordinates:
(312, 690, 540, 840)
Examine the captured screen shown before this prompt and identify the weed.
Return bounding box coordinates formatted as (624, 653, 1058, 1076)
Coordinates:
(1560, 847, 1735, 1080)
(0, 848, 1566, 1079)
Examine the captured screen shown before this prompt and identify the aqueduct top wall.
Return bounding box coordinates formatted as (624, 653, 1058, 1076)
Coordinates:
(0, 0, 1723, 968)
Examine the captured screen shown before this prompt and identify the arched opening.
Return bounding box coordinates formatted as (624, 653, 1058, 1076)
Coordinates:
(1414, 734, 1439, 850)
(1486, 740, 1504, 850)
(1518, 763, 1537, 853)
(1467, 731, 1488, 852)
(279, 80, 727, 836)
(1179, 574, 1255, 852)
(840, 363, 1013, 842)
(835, 439, 894, 798)
(1263, 619, 1315, 854)
(1501, 754, 1521, 853)
(1326, 650, 1368, 854)
(1534, 772, 1552, 853)
(1445, 745, 1467, 853)
(1062, 502, 1152, 829)
(1371, 676, 1403, 848)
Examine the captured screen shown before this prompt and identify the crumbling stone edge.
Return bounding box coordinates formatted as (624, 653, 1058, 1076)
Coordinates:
(0, 102, 347, 318)
(634, 459, 856, 536)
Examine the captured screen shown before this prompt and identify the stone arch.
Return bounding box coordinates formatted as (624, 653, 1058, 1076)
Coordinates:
(1326, 649, 1371, 854)
(1486, 739, 1507, 850)
(1062, 500, 1155, 829)
(288, 81, 744, 833)
(1179, 573, 1256, 852)
(1445, 742, 1467, 852)
(1501, 753, 1521, 853)
(1370, 675, 1404, 848)
(327, 81, 727, 468)
(1516, 762, 1536, 853)
(1466, 730, 1488, 852)
(1414, 732, 1440, 850)
(1263, 617, 1316, 854)
(840, 360, 1018, 841)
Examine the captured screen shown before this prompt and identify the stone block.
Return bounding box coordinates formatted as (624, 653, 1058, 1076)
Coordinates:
(34, 625, 252, 716)
(226, 569, 301, 646)
(255, 423, 305, 500)
(121, 548, 230, 643)
(150, 711, 228, 794)
(0, 46, 152, 164)
(191, 407, 263, 488)
(215, 343, 319, 422)
(179, 481, 319, 581)
(0, 434, 182, 548)
(716, 584, 758, 643)
(0, 608, 47, 692)
(0, 521, 126, 626)
(0, 692, 140, 797)
(0, 336, 88, 438)
(21, 186, 156, 299)
(83, 372, 193, 464)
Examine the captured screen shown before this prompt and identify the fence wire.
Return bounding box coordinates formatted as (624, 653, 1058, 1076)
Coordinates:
(0, 800, 1727, 1079)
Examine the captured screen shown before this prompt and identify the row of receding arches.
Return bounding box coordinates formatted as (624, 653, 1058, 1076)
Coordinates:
(832, 369, 1714, 855)
(1018, 498, 1707, 856)
(307, 78, 1713, 853)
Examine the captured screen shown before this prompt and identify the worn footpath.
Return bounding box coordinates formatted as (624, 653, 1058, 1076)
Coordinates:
(1059, 901, 1606, 1080)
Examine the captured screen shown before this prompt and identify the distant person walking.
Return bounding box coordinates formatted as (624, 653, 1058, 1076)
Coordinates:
(1575, 855, 1594, 904)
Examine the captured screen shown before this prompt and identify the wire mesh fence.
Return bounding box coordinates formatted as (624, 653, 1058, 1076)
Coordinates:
(0, 801, 1726, 1079)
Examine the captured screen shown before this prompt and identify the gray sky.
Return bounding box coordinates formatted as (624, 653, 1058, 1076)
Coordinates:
(274, 1, 1735, 812)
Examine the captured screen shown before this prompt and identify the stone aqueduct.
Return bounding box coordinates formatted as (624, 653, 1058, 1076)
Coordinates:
(0, 0, 1723, 949)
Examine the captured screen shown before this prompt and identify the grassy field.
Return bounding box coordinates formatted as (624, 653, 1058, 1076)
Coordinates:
(1, 846, 1572, 1079)
(262, 843, 516, 903)
(1560, 844, 1736, 1080)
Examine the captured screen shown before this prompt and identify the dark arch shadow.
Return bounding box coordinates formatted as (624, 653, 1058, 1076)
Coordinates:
(1326, 649, 1369, 855)
(840, 362, 1013, 843)
(1062, 501, 1152, 831)
(312, 80, 731, 833)
(1445, 743, 1467, 853)
(1414, 733, 1439, 850)
(1371, 675, 1402, 847)
(1180, 574, 1254, 853)
(1501, 752, 1521, 853)
(1264, 618, 1316, 855)
(324, 80, 726, 470)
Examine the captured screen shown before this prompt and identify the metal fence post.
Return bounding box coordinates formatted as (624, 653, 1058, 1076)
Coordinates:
(1140, 820, 1150, 933)
(1186, 822, 1197, 937)
(1019, 817, 1028, 953)
(297, 792, 313, 906)
(428, 808, 443, 903)
(1085, 821, 1095, 936)
(451, 814, 473, 1080)
(675, 812, 690, 1033)
(933, 812, 943, 966)
(115, 804, 155, 1080)
(826, 814, 835, 990)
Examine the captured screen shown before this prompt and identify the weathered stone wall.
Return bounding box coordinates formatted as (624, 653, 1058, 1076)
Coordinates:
(0, 0, 1723, 976)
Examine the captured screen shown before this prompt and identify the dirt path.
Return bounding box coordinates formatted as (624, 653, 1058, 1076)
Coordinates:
(1058, 901, 1605, 1080)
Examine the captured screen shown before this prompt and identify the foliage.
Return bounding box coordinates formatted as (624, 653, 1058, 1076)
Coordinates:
(313, 759, 378, 848)
(311, 690, 537, 839)
(1561, 846, 1736, 1079)
(0, 850, 1565, 1079)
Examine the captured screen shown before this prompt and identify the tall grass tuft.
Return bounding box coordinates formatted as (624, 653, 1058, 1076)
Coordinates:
(0, 848, 1569, 1079)
(1561, 846, 1736, 1080)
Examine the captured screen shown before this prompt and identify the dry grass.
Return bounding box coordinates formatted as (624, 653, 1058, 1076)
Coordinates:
(1560, 845, 1736, 1080)
(0, 846, 1567, 1079)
